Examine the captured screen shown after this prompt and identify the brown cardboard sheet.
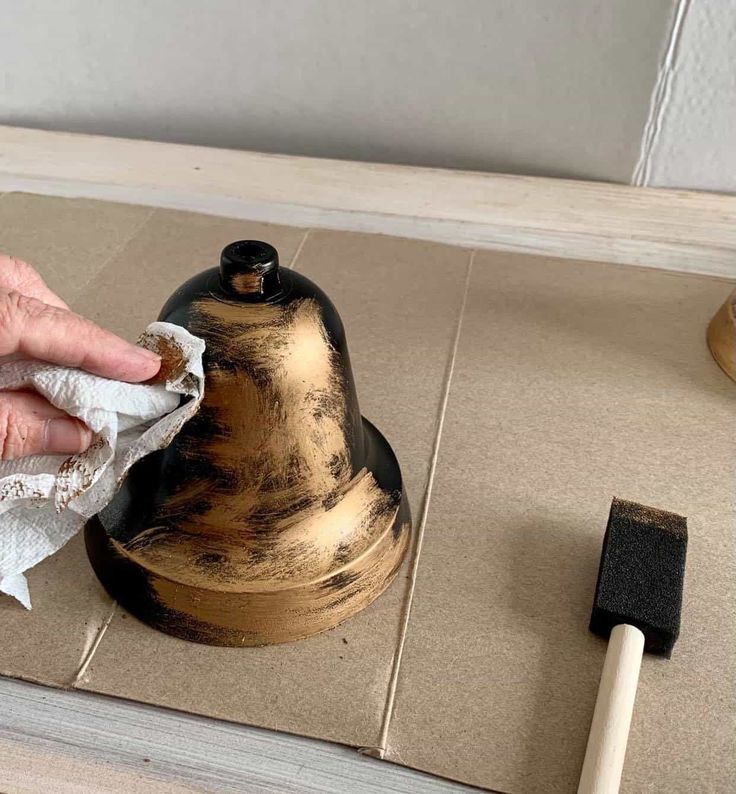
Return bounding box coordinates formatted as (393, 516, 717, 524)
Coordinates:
(0, 194, 733, 791)
(383, 252, 736, 792)
(0, 193, 152, 305)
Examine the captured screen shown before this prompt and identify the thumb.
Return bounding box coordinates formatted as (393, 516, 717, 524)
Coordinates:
(0, 390, 93, 460)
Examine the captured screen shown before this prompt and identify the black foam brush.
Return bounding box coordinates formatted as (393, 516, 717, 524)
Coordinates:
(578, 498, 687, 794)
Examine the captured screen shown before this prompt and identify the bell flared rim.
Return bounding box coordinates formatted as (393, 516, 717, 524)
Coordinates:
(85, 418, 412, 646)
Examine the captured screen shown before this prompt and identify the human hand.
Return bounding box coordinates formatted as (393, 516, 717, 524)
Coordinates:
(0, 254, 161, 460)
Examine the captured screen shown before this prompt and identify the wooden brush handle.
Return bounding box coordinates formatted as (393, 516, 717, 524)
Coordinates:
(578, 624, 645, 794)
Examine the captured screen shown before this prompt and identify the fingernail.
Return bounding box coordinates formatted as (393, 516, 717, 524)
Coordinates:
(44, 418, 93, 454)
(135, 347, 161, 363)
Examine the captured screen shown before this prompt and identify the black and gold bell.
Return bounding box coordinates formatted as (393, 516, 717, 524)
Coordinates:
(85, 241, 411, 646)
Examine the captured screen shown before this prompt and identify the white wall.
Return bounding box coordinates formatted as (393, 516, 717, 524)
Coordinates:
(1, 0, 674, 183)
(643, 0, 736, 193)
(3, 0, 733, 193)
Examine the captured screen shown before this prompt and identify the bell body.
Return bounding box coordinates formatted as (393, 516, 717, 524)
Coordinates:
(86, 242, 411, 645)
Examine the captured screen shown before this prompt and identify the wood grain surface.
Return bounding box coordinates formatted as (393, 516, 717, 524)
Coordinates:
(1, 125, 736, 277)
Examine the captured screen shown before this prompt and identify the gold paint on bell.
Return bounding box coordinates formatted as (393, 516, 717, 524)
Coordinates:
(85, 241, 411, 645)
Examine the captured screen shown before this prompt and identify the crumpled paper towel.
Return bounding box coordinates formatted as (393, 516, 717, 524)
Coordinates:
(0, 321, 205, 608)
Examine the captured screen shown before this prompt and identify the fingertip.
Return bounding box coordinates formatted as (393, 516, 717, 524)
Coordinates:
(132, 348, 162, 381)
(115, 348, 162, 383)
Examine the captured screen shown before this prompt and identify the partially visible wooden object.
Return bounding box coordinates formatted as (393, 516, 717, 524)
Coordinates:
(578, 625, 645, 794)
(1, 125, 736, 277)
(707, 289, 736, 382)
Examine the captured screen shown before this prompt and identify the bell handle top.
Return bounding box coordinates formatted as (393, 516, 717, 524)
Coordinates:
(219, 240, 282, 300)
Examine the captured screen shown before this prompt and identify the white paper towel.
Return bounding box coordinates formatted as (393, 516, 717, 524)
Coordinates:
(0, 321, 205, 608)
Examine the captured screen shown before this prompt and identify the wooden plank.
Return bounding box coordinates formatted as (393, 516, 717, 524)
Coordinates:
(1, 126, 735, 277)
(0, 678, 479, 794)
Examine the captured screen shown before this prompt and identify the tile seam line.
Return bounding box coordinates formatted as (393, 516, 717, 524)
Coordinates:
(631, 0, 690, 187)
(70, 600, 117, 688)
(370, 249, 475, 758)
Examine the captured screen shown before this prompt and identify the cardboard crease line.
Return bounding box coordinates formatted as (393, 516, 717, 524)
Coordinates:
(373, 250, 475, 758)
(73, 205, 158, 298)
(287, 228, 311, 273)
(70, 601, 117, 688)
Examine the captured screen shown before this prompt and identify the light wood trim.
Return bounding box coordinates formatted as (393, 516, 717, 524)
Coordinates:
(1, 125, 736, 278)
(0, 677, 475, 793)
